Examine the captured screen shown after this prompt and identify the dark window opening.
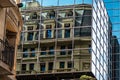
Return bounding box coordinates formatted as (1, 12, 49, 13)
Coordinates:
(35, 32, 38, 40)
(40, 30, 44, 39)
(48, 62, 53, 70)
(40, 63, 45, 72)
(22, 64, 26, 71)
(60, 62, 65, 68)
(74, 28, 80, 37)
(27, 32, 33, 40)
(81, 16, 91, 26)
(67, 62, 72, 68)
(68, 45, 72, 55)
(88, 45, 91, 53)
(75, 17, 82, 26)
(36, 23, 39, 29)
(81, 10, 92, 26)
(58, 30, 62, 38)
(41, 47, 47, 55)
(60, 46, 66, 55)
(80, 27, 91, 36)
(49, 11, 55, 19)
(23, 48, 28, 58)
(66, 10, 73, 17)
(46, 25, 52, 38)
(48, 46, 54, 55)
(65, 29, 70, 38)
(46, 30, 52, 38)
(31, 12, 38, 19)
(29, 63, 34, 70)
(30, 48, 35, 57)
(57, 23, 62, 28)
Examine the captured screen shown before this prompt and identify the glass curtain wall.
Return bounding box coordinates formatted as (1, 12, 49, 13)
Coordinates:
(17, 0, 110, 80)
(92, 0, 111, 80)
(104, 0, 120, 80)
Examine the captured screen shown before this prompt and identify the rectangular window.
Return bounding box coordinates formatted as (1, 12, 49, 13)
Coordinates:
(40, 30, 44, 39)
(80, 27, 91, 36)
(22, 64, 26, 71)
(40, 63, 45, 72)
(23, 48, 28, 58)
(30, 48, 35, 57)
(27, 32, 33, 40)
(88, 45, 91, 53)
(60, 62, 65, 68)
(58, 30, 62, 38)
(74, 28, 80, 37)
(29, 63, 34, 70)
(41, 47, 47, 55)
(35, 32, 38, 40)
(81, 10, 92, 26)
(31, 12, 38, 19)
(46, 30, 52, 38)
(67, 62, 72, 68)
(65, 29, 70, 38)
(49, 11, 55, 19)
(68, 44, 72, 55)
(57, 23, 62, 28)
(48, 46, 54, 55)
(48, 62, 53, 70)
(46, 25, 52, 38)
(66, 10, 73, 17)
(60, 46, 66, 55)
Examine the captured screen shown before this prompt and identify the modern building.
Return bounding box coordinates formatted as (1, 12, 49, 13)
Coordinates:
(0, 0, 22, 80)
(104, 0, 120, 80)
(16, 0, 111, 80)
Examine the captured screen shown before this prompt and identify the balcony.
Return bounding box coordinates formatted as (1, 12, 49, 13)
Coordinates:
(0, 39, 15, 75)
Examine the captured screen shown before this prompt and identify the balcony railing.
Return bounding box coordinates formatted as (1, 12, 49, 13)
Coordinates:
(0, 39, 15, 68)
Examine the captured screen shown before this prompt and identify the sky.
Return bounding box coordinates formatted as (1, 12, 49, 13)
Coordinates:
(22, 0, 92, 6)
(104, 0, 120, 44)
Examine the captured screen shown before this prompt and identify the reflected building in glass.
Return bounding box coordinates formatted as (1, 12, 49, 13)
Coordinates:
(104, 0, 120, 80)
(16, 0, 111, 80)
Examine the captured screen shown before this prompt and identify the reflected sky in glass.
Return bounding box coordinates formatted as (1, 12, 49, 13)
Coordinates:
(39, 0, 92, 6)
(22, 0, 92, 7)
(104, 0, 120, 44)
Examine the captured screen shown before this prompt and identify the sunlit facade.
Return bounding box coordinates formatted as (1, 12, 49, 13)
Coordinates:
(16, 0, 111, 80)
(0, 0, 22, 80)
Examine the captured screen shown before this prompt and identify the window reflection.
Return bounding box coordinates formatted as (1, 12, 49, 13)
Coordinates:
(48, 46, 54, 55)
(46, 25, 52, 38)
(41, 47, 47, 55)
(60, 62, 65, 68)
(27, 32, 33, 40)
(23, 48, 28, 58)
(40, 63, 45, 72)
(60, 46, 66, 55)
(30, 48, 35, 57)
(58, 30, 62, 38)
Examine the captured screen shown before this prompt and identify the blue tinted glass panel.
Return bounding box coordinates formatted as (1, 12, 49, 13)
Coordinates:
(59, 0, 74, 6)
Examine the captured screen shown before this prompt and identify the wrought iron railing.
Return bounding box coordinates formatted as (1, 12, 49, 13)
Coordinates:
(0, 39, 15, 68)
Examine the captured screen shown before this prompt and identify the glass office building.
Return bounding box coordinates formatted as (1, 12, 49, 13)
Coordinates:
(16, 0, 111, 80)
(104, 0, 120, 80)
